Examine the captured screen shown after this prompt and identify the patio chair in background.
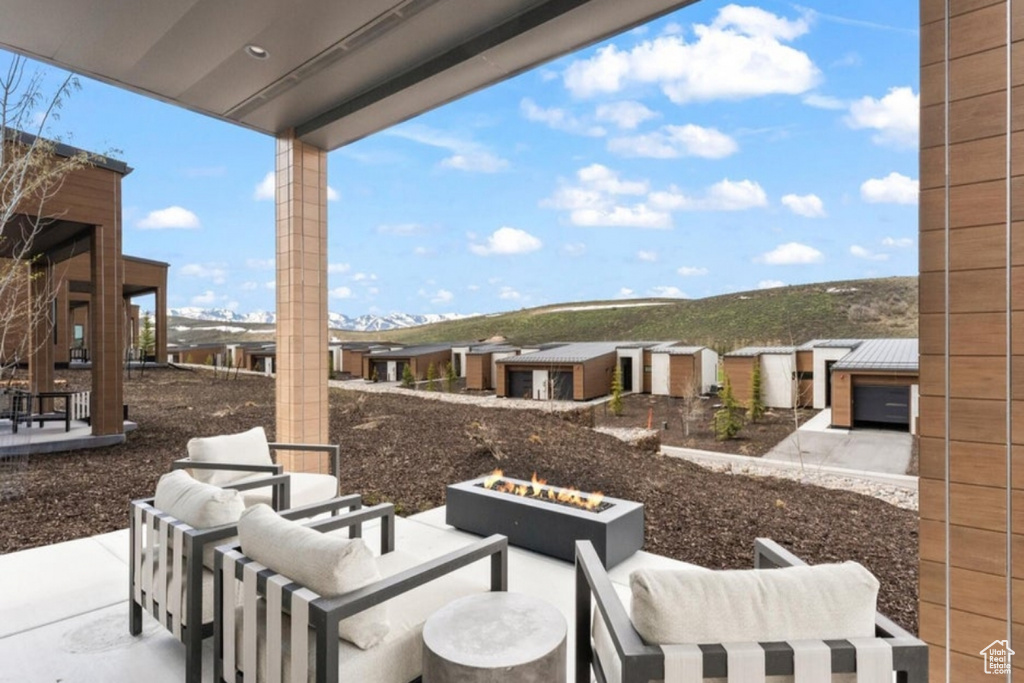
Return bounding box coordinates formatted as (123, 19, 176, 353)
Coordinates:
(129, 470, 362, 683)
(575, 538, 928, 683)
(215, 501, 508, 683)
(176, 426, 341, 508)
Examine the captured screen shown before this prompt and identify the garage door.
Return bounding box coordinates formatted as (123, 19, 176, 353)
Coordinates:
(853, 385, 910, 427)
(550, 371, 574, 400)
(508, 371, 533, 398)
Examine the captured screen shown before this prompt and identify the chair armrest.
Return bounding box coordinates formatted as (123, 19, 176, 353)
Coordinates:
(313, 534, 508, 623)
(269, 442, 340, 477)
(575, 540, 663, 683)
(173, 458, 284, 475)
(280, 493, 363, 522)
(225, 473, 292, 511)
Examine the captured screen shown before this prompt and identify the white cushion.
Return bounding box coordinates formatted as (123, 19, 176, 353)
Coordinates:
(235, 472, 338, 509)
(238, 504, 388, 649)
(234, 549, 489, 683)
(155, 470, 245, 529)
(592, 582, 856, 683)
(186, 427, 274, 487)
(629, 562, 879, 646)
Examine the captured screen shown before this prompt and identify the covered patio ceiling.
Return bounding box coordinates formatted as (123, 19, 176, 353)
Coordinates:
(0, 0, 698, 150)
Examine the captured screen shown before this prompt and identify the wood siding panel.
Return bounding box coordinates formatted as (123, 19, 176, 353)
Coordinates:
(949, 224, 1007, 270)
(830, 370, 852, 427)
(642, 350, 652, 394)
(465, 353, 491, 390)
(668, 354, 696, 397)
(950, 89, 1007, 143)
(722, 357, 754, 407)
(580, 353, 616, 400)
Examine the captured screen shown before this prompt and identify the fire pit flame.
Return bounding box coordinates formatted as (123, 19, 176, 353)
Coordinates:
(483, 469, 606, 511)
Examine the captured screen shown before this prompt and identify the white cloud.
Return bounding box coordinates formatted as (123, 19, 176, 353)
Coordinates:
(389, 124, 509, 173)
(802, 94, 846, 110)
(758, 280, 786, 289)
(637, 250, 658, 262)
(649, 179, 768, 212)
(562, 243, 587, 257)
(138, 206, 200, 230)
(191, 290, 217, 306)
(850, 245, 889, 261)
(543, 164, 670, 229)
(351, 272, 377, 282)
(563, 5, 818, 103)
(467, 284, 480, 291)
(650, 286, 687, 298)
(470, 227, 543, 256)
(328, 262, 351, 274)
(860, 172, 918, 205)
(882, 236, 914, 248)
(781, 193, 826, 218)
(241, 281, 259, 291)
(329, 287, 355, 299)
(594, 101, 658, 129)
(179, 263, 227, 284)
(678, 266, 709, 276)
(756, 242, 824, 265)
(608, 124, 738, 159)
(498, 286, 522, 300)
(414, 246, 436, 256)
(265, 281, 276, 290)
(246, 258, 274, 269)
(326, 186, 340, 202)
(520, 98, 605, 136)
(377, 223, 423, 236)
(253, 172, 275, 201)
(430, 289, 454, 304)
(617, 287, 636, 298)
(845, 86, 919, 148)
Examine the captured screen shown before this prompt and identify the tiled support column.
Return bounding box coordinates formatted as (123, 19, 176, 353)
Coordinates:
(918, 1, 1022, 681)
(155, 272, 168, 363)
(27, 262, 54, 396)
(90, 223, 124, 435)
(275, 130, 329, 473)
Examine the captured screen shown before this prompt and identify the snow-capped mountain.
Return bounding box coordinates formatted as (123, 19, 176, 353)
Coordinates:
(169, 308, 471, 332)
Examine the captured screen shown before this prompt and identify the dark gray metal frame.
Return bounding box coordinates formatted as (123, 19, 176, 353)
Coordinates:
(129, 483, 361, 683)
(175, 441, 342, 482)
(575, 538, 928, 683)
(214, 501, 509, 683)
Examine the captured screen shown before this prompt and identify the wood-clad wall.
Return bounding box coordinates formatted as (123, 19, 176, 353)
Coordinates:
(579, 353, 616, 400)
(465, 354, 491, 390)
(723, 356, 755, 407)
(919, 1, 1022, 680)
(668, 354, 697, 397)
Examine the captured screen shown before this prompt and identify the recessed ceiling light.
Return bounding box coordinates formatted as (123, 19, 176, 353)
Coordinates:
(245, 45, 269, 60)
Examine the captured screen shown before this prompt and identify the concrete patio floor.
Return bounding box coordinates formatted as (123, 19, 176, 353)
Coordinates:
(0, 505, 693, 682)
(0, 419, 137, 456)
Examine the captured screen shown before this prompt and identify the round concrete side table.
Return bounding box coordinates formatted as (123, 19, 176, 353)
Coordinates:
(422, 591, 567, 682)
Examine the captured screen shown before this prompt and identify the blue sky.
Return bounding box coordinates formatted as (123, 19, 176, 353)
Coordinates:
(8, 0, 919, 316)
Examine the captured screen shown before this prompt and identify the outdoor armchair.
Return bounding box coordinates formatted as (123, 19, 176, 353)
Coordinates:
(214, 501, 509, 683)
(129, 472, 362, 683)
(175, 426, 341, 508)
(575, 538, 928, 683)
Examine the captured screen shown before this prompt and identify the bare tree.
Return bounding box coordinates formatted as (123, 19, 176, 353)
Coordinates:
(0, 56, 92, 382)
(678, 376, 704, 438)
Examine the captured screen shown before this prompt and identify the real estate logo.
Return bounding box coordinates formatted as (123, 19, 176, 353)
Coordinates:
(980, 640, 1014, 675)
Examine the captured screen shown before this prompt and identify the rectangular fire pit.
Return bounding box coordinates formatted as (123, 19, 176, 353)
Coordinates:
(446, 475, 643, 568)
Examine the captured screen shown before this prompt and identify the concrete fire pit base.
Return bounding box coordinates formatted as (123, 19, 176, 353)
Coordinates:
(422, 592, 566, 682)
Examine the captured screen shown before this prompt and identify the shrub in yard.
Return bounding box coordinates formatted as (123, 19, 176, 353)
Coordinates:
(401, 364, 415, 388)
(426, 362, 438, 391)
(445, 362, 457, 392)
(714, 377, 743, 441)
(748, 362, 765, 422)
(609, 364, 623, 416)
(371, 367, 379, 383)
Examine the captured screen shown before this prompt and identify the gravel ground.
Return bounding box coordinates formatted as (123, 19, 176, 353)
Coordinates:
(1, 368, 920, 633)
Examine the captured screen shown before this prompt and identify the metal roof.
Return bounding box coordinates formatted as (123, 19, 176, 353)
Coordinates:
(651, 344, 706, 355)
(0, 0, 698, 152)
(614, 341, 674, 349)
(366, 343, 452, 359)
(467, 343, 517, 354)
(804, 339, 865, 350)
(498, 341, 619, 364)
(832, 339, 918, 372)
(725, 346, 796, 357)
(8, 129, 132, 175)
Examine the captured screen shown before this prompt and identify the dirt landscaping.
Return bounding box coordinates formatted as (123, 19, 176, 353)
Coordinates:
(0, 367, 919, 633)
(593, 393, 815, 456)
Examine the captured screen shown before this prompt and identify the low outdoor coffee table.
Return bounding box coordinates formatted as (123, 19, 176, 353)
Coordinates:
(422, 591, 566, 682)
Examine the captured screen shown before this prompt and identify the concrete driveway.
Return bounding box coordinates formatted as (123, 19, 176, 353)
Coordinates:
(763, 409, 912, 475)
